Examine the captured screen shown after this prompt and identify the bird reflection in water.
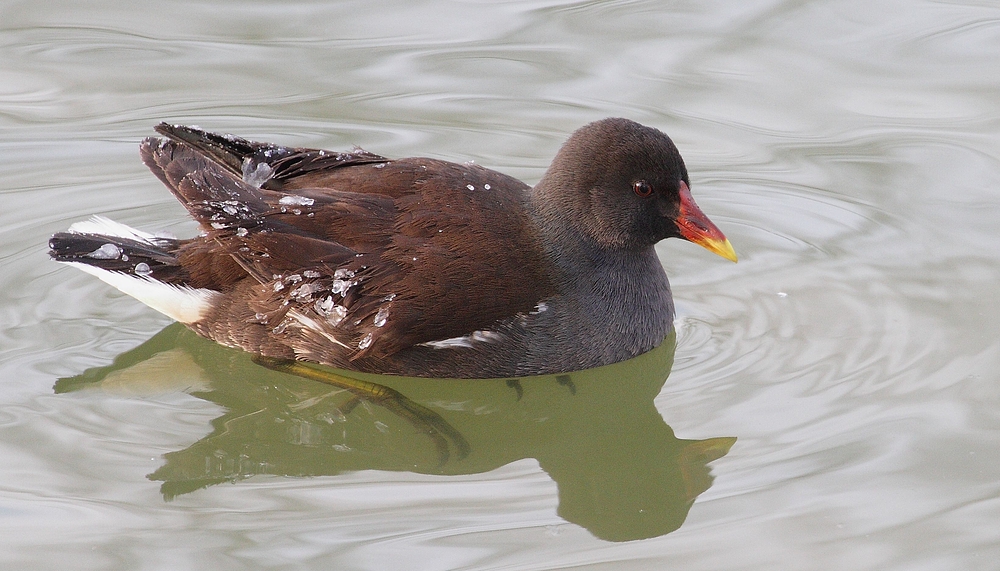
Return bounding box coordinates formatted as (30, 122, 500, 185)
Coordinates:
(56, 324, 735, 542)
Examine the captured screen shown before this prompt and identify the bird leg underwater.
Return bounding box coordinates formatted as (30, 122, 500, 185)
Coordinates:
(252, 356, 470, 464)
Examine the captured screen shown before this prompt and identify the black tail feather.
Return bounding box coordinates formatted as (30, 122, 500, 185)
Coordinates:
(49, 232, 187, 283)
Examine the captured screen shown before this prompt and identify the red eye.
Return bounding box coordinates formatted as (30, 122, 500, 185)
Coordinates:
(633, 181, 653, 197)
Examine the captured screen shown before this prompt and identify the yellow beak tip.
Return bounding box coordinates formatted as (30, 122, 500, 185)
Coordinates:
(700, 237, 738, 263)
(720, 240, 738, 263)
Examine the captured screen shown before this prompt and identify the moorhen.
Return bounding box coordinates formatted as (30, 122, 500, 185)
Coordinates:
(50, 118, 736, 379)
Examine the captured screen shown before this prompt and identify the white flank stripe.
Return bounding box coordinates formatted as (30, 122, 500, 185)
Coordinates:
(68, 216, 159, 244)
(420, 330, 505, 349)
(287, 310, 350, 349)
(64, 262, 220, 324)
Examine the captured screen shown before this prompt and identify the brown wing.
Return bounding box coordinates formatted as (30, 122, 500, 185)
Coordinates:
(151, 123, 389, 183)
(140, 130, 555, 366)
(283, 158, 557, 362)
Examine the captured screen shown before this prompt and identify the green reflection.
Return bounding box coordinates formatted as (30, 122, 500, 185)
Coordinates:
(56, 324, 735, 542)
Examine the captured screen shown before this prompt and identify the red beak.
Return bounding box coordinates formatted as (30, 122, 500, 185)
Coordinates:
(675, 181, 737, 262)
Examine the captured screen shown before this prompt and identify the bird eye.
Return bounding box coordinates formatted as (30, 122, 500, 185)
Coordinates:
(633, 181, 653, 198)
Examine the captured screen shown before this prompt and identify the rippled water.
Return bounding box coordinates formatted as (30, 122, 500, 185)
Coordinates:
(3, 0, 1000, 569)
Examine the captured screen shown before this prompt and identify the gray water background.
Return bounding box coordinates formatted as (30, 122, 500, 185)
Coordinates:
(2, 0, 1000, 569)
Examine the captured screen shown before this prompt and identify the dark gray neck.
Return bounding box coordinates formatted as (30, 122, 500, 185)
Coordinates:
(525, 191, 675, 364)
(553, 241, 674, 347)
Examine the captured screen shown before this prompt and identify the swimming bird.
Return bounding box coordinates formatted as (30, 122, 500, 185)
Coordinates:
(49, 118, 736, 379)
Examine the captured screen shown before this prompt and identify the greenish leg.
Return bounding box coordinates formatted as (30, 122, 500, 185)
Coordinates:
(253, 356, 470, 463)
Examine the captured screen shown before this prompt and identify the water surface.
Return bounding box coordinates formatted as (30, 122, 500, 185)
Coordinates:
(2, 0, 1000, 569)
